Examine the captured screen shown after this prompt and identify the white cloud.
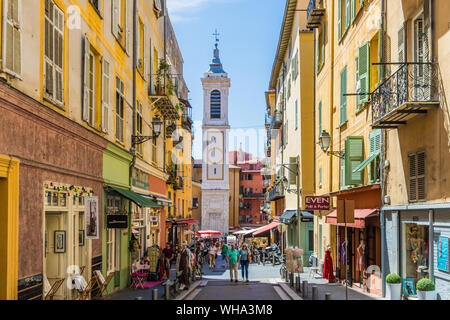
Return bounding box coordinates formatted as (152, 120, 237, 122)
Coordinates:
(166, 0, 240, 22)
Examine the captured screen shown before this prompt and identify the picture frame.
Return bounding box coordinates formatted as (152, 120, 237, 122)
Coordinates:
(85, 196, 99, 240)
(79, 230, 85, 246)
(402, 278, 417, 297)
(54, 230, 66, 253)
(437, 236, 449, 272)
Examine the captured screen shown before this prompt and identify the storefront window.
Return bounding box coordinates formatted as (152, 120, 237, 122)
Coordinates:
(402, 223, 429, 282)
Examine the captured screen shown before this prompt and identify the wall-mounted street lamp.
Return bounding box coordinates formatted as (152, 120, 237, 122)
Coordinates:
(131, 116, 163, 148)
(318, 130, 345, 159)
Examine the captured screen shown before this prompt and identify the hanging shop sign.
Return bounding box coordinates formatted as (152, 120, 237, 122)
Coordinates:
(85, 197, 99, 239)
(304, 196, 330, 210)
(107, 215, 128, 229)
(337, 199, 355, 224)
(438, 236, 449, 272)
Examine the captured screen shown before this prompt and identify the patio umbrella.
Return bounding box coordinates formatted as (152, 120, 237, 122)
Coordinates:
(196, 230, 221, 238)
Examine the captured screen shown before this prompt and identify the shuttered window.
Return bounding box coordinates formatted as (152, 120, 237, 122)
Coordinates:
(319, 167, 322, 189)
(358, 42, 370, 106)
(101, 58, 110, 133)
(337, 0, 342, 41)
(398, 26, 406, 63)
(369, 129, 381, 183)
(136, 100, 143, 155)
(318, 101, 322, 136)
(345, 136, 364, 185)
(210, 90, 221, 119)
(44, 0, 64, 105)
(409, 151, 426, 202)
(2, 0, 21, 77)
(111, 0, 129, 53)
(340, 66, 347, 125)
(295, 100, 298, 130)
(345, 0, 350, 29)
(289, 157, 297, 185)
(115, 76, 125, 143)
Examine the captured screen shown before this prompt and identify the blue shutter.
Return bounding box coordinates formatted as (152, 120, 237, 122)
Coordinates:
(369, 129, 381, 183)
(359, 42, 370, 105)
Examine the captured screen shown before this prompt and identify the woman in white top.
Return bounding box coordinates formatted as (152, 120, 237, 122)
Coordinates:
(208, 243, 217, 270)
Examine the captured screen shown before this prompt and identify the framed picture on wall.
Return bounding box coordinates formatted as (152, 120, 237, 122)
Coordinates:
(79, 230, 85, 246)
(437, 236, 449, 272)
(54, 230, 66, 253)
(85, 197, 99, 240)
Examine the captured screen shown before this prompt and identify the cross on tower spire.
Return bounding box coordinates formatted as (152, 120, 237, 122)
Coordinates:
(213, 29, 220, 48)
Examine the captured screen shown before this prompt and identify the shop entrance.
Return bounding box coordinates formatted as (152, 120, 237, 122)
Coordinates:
(402, 223, 430, 284)
(44, 212, 67, 300)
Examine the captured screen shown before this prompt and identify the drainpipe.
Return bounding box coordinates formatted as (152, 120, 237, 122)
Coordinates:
(429, 209, 434, 283)
(163, 1, 167, 173)
(380, 0, 387, 298)
(329, 0, 335, 264)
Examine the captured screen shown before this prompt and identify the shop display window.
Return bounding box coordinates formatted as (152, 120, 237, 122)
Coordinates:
(402, 223, 429, 282)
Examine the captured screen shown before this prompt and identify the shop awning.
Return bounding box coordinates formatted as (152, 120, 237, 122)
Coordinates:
(176, 219, 198, 226)
(108, 186, 162, 208)
(253, 221, 281, 236)
(353, 151, 380, 173)
(138, 193, 173, 206)
(325, 208, 378, 228)
(280, 210, 297, 224)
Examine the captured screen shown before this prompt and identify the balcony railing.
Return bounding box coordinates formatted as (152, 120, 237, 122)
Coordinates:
(267, 183, 285, 201)
(242, 193, 264, 199)
(306, 0, 325, 29)
(149, 74, 181, 120)
(371, 63, 440, 128)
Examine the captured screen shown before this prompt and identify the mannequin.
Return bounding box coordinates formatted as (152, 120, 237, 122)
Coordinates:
(323, 245, 336, 282)
(357, 240, 366, 272)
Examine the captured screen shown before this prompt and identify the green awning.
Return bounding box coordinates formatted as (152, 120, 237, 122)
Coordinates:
(352, 150, 380, 173)
(280, 210, 297, 225)
(109, 186, 162, 208)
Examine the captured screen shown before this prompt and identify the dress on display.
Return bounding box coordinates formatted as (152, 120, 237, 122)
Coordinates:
(323, 248, 336, 282)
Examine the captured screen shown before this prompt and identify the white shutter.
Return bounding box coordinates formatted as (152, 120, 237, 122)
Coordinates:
(101, 58, 110, 133)
(112, 0, 120, 38)
(2, 0, 22, 76)
(82, 35, 90, 122)
(54, 6, 64, 104)
(398, 26, 405, 63)
(148, 38, 154, 95)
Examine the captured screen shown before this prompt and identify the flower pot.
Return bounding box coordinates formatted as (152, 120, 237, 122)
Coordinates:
(418, 290, 436, 300)
(387, 283, 402, 300)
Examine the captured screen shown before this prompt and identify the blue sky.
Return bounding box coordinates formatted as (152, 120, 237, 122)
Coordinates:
(166, 0, 285, 159)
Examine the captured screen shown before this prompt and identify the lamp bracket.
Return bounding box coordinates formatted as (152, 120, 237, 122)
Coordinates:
(132, 135, 158, 146)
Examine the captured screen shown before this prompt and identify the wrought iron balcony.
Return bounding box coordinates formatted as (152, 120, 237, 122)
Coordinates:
(371, 63, 440, 128)
(242, 193, 264, 199)
(271, 111, 282, 129)
(267, 182, 285, 201)
(149, 74, 181, 120)
(306, 0, 325, 29)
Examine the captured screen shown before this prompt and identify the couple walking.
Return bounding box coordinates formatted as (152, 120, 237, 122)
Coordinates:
(226, 243, 251, 283)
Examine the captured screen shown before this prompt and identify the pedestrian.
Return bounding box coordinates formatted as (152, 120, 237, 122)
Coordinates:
(208, 242, 217, 270)
(239, 243, 250, 282)
(162, 242, 174, 280)
(221, 241, 229, 267)
(227, 244, 240, 282)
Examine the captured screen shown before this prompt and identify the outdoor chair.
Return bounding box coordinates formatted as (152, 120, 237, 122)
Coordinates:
(79, 266, 86, 277)
(44, 278, 65, 300)
(92, 270, 114, 299)
(77, 276, 97, 300)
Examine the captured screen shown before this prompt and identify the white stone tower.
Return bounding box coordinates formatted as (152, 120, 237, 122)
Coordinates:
(201, 34, 230, 236)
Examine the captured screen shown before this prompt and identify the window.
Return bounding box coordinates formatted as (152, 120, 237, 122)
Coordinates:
(408, 151, 426, 202)
(115, 76, 125, 143)
(344, 136, 364, 186)
(319, 167, 322, 189)
(210, 90, 221, 119)
(318, 101, 322, 137)
(101, 59, 110, 132)
(2, 0, 22, 77)
(152, 134, 157, 164)
(357, 42, 370, 108)
(111, 0, 130, 52)
(340, 66, 347, 125)
(398, 25, 406, 63)
(136, 100, 143, 155)
(168, 192, 172, 217)
(317, 22, 326, 73)
(83, 39, 96, 127)
(295, 100, 298, 130)
(44, 0, 64, 105)
(369, 129, 381, 183)
(137, 18, 147, 79)
(192, 198, 199, 209)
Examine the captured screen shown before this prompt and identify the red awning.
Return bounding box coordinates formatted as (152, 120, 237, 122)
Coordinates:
(253, 222, 281, 236)
(176, 219, 198, 225)
(325, 208, 378, 228)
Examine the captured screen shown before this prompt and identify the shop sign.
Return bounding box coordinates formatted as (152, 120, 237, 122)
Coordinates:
(337, 199, 355, 224)
(438, 237, 449, 272)
(304, 196, 330, 210)
(149, 216, 158, 223)
(85, 197, 99, 239)
(107, 215, 128, 229)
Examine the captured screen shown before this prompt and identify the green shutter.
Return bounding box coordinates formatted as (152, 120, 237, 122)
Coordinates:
(359, 42, 370, 105)
(356, 57, 360, 110)
(340, 67, 347, 125)
(338, 0, 342, 40)
(345, 136, 364, 185)
(345, 0, 350, 29)
(351, 0, 355, 23)
(369, 129, 381, 183)
(316, 32, 320, 74)
(319, 167, 322, 187)
(318, 101, 322, 136)
(289, 157, 298, 185)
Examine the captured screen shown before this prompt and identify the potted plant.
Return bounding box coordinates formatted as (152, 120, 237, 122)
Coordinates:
(416, 278, 436, 300)
(156, 59, 170, 95)
(386, 273, 402, 300)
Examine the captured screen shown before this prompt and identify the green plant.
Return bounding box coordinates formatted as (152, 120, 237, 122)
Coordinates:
(166, 77, 174, 96)
(386, 273, 402, 284)
(156, 59, 171, 90)
(416, 278, 435, 291)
